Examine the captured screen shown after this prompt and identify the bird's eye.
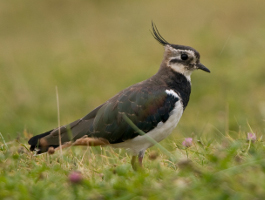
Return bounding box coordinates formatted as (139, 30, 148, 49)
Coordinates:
(181, 53, 189, 60)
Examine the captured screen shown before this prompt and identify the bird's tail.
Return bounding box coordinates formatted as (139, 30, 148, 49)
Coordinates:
(28, 129, 58, 153)
(28, 119, 79, 154)
(28, 118, 109, 154)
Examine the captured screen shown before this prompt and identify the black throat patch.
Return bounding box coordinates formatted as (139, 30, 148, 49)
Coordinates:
(156, 68, 191, 109)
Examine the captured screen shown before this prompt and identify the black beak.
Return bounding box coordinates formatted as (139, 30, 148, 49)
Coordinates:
(197, 63, 210, 73)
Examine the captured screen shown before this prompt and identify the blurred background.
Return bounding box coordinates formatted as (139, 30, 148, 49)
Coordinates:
(1, 0, 265, 144)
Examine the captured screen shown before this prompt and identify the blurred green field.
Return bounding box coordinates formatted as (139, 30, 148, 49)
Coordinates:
(1, 0, 265, 199)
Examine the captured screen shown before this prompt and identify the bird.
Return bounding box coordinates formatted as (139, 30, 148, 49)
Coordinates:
(28, 22, 210, 170)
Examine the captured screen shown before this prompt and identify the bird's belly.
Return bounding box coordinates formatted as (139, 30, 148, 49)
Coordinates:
(110, 101, 183, 155)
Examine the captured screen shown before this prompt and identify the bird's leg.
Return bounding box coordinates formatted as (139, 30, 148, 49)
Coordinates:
(131, 150, 146, 171)
(131, 156, 138, 171)
(138, 150, 145, 167)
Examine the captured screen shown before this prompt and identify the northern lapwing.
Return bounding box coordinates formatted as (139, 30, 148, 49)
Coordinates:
(28, 23, 210, 170)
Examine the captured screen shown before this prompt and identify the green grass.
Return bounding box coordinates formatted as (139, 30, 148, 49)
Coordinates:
(1, 0, 265, 199)
(2, 133, 265, 199)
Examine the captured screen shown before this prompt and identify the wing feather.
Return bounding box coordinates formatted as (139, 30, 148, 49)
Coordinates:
(91, 86, 180, 143)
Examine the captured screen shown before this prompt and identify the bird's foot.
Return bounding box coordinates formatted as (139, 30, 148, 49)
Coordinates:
(131, 153, 144, 171)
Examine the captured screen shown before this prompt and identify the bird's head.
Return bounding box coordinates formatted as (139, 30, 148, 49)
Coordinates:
(151, 22, 210, 79)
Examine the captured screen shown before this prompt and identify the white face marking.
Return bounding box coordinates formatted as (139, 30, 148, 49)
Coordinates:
(167, 46, 196, 62)
(168, 63, 192, 82)
(164, 46, 196, 82)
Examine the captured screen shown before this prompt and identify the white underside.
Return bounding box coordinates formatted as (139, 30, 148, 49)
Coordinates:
(110, 96, 183, 156)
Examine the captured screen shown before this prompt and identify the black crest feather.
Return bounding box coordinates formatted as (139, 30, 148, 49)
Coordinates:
(151, 22, 169, 46)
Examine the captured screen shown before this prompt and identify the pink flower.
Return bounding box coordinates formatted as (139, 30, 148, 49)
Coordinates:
(68, 171, 83, 184)
(247, 133, 256, 142)
(182, 138, 193, 147)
